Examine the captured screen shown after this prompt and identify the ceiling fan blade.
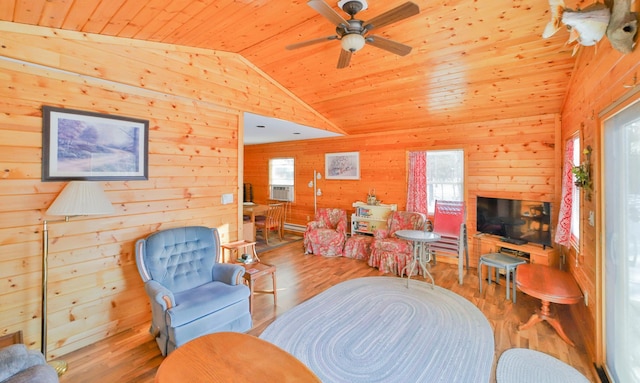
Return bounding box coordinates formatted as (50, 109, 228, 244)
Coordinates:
(286, 35, 338, 50)
(366, 35, 412, 56)
(337, 49, 352, 69)
(308, 0, 349, 27)
(364, 2, 420, 32)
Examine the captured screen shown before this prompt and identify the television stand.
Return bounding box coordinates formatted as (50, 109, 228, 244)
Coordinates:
(500, 237, 528, 246)
(475, 234, 558, 267)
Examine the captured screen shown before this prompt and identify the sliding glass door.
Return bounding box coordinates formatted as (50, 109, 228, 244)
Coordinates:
(603, 99, 640, 382)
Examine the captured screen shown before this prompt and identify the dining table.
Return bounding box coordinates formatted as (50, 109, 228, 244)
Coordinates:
(243, 203, 269, 223)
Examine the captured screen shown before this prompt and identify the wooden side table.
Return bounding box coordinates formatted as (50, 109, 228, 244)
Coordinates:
(155, 332, 320, 383)
(221, 240, 258, 263)
(516, 263, 583, 346)
(242, 262, 277, 313)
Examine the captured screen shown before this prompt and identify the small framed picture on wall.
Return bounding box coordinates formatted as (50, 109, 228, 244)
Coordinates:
(325, 151, 360, 180)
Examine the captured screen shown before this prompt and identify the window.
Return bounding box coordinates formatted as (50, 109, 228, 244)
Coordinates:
(570, 135, 580, 247)
(426, 150, 464, 214)
(269, 158, 294, 201)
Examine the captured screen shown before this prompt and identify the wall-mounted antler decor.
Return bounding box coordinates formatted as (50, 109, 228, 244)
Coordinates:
(542, 0, 638, 55)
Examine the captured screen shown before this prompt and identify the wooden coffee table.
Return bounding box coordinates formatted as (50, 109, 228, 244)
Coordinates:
(155, 332, 320, 382)
(516, 263, 583, 346)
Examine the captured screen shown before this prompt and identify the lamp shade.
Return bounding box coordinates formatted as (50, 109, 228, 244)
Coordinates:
(341, 33, 366, 52)
(46, 181, 115, 216)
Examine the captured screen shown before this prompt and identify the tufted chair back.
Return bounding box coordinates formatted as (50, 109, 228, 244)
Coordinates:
(136, 226, 220, 293)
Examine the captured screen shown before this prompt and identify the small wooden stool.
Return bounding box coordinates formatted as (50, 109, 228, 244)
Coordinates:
(220, 240, 258, 263)
(478, 252, 526, 302)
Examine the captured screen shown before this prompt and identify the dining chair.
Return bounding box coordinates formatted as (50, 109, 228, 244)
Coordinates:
(255, 203, 284, 245)
(430, 200, 469, 285)
(268, 199, 290, 238)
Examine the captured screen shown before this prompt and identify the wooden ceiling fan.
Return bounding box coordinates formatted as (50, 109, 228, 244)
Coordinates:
(286, 0, 420, 69)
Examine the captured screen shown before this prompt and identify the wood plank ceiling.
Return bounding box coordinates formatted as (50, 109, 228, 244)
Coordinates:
(0, 0, 583, 136)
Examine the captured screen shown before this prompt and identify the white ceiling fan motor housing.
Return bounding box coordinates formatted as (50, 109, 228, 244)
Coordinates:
(338, 0, 368, 14)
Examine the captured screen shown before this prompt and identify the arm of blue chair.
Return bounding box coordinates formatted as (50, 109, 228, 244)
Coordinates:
(144, 280, 175, 337)
(144, 280, 175, 310)
(212, 263, 245, 285)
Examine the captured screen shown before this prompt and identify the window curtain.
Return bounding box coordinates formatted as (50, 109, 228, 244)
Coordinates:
(407, 151, 427, 215)
(555, 139, 574, 246)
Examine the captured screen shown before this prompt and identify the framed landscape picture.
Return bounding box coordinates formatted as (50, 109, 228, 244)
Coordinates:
(325, 151, 360, 180)
(42, 106, 149, 181)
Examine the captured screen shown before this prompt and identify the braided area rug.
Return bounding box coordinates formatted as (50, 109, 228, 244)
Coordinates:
(496, 348, 589, 383)
(260, 276, 494, 383)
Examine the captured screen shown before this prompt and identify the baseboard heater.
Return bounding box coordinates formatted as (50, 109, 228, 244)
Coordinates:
(285, 223, 306, 233)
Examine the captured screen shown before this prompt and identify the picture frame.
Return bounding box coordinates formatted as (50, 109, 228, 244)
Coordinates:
(42, 106, 149, 181)
(325, 151, 360, 180)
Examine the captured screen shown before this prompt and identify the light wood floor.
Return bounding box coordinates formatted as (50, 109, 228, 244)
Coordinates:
(59, 240, 597, 382)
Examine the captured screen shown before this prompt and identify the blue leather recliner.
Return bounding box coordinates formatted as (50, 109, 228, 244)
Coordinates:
(135, 226, 252, 356)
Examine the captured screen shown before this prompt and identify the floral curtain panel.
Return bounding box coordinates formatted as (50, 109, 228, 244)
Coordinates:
(407, 151, 427, 215)
(555, 138, 574, 246)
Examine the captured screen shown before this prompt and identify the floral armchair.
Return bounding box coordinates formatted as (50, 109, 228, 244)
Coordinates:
(368, 211, 426, 275)
(303, 208, 348, 257)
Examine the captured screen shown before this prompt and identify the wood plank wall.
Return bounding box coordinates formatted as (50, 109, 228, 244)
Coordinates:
(0, 23, 333, 359)
(560, 36, 640, 365)
(245, 113, 560, 268)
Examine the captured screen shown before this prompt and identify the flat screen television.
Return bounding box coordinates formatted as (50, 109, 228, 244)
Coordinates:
(476, 196, 552, 248)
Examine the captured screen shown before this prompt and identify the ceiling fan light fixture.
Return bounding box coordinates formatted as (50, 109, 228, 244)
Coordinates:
(341, 33, 366, 52)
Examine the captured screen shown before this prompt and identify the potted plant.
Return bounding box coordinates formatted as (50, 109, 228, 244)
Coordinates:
(572, 146, 592, 200)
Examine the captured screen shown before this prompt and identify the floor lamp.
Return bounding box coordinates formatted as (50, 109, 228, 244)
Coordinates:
(42, 181, 114, 375)
(307, 170, 322, 216)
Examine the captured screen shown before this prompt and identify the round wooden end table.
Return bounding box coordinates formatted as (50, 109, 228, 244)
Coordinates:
(516, 263, 583, 346)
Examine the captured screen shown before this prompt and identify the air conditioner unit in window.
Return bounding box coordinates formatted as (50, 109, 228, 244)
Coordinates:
(270, 185, 294, 201)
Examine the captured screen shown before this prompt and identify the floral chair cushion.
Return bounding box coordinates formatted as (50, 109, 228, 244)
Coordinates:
(303, 208, 348, 257)
(368, 211, 425, 275)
